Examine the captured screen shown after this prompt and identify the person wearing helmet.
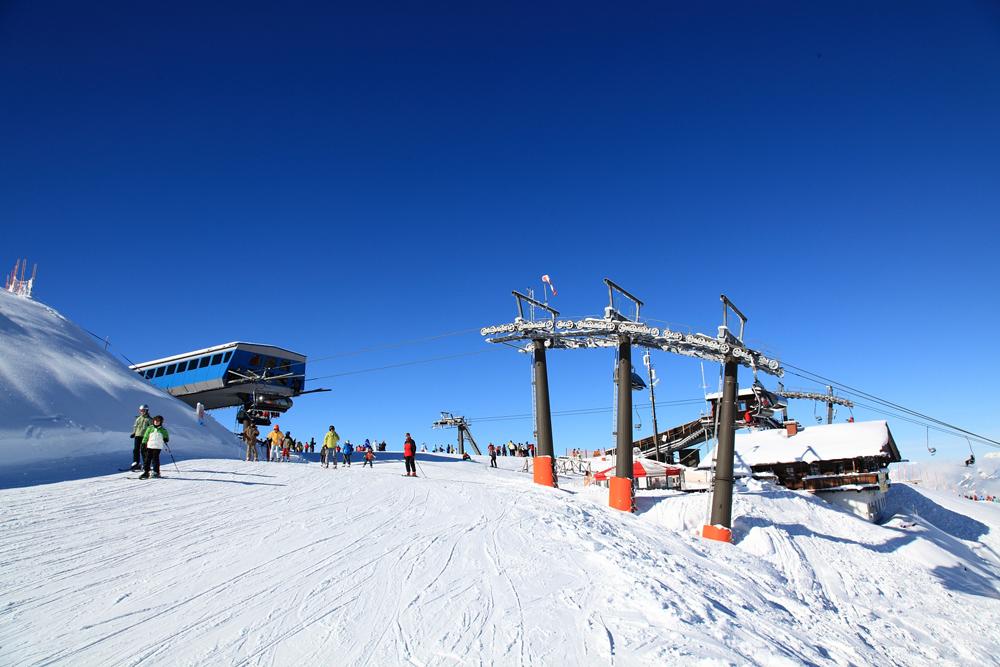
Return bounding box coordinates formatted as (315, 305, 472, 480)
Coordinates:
(139, 415, 168, 479)
(265, 424, 283, 462)
(322, 425, 340, 469)
(129, 405, 153, 472)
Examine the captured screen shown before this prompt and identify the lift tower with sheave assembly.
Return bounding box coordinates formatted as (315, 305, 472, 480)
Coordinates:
(481, 280, 783, 543)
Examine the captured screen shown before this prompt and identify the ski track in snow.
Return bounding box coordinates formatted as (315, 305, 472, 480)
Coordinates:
(1, 457, 999, 666)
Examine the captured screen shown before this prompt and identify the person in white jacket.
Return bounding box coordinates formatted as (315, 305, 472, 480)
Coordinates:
(140, 415, 169, 479)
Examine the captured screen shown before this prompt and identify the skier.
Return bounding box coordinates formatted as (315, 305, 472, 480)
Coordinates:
(362, 448, 375, 468)
(403, 433, 417, 477)
(488, 443, 497, 468)
(322, 425, 340, 469)
(140, 415, 168, 479)
(243, 418, 259, 461)
(343, 441, 354, 466)
(309, 437, 316, 453)
(129, 404, 153, 472)
(282, 431, 293, 462)
(266, 425, 282, 461)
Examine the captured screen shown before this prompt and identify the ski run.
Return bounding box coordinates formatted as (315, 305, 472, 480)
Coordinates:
(1, 453, 999, 666)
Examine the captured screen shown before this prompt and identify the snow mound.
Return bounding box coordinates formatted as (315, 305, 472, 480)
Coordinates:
(1, 454, 998, 665)
(0, 290, 239, 485)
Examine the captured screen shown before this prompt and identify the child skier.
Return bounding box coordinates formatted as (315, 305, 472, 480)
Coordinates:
(140, 415, 168, 479)
(363, 448, 375, 468)
(342, 441, 354, 467)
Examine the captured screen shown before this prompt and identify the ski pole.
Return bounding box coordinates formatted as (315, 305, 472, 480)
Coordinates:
(163, 441, 181, 474)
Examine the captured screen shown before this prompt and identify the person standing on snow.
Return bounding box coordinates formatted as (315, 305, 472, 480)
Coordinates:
(322, 425, 340, 469)
(282, 431, 294, 462)
(362, 448, 375, 468)
(488, 443, 498, 468)
(243, 419, 259, 461)
(265, 425, 281, 462)
(129, 404, 153, 472)
(140, 415, 168, 479)
(403, 433, 417, 477)
(342, 441, 354, 467)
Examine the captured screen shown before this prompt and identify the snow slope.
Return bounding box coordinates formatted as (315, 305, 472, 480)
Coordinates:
(891, 457, 1000, 498)
(0, 290, 239, 486)
(1, 453, 998, 666)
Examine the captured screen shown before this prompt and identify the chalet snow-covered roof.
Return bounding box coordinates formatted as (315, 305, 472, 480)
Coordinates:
(699, 420, 900, 469)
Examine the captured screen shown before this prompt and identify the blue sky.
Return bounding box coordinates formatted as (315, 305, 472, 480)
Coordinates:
(2, 2, 999, 459)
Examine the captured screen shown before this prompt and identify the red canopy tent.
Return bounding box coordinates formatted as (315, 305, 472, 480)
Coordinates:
(592, 457, 681, 482)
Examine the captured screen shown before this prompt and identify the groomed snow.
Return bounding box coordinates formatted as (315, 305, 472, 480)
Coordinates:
(1, 453, 998, 666)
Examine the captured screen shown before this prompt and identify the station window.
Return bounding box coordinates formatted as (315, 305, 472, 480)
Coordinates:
(199, 357, 210, 368)
(223, 351, 233, 363)
(155, 366, 166, 378)
(211, 353, 223, 365)
(176, 361, 187, 373)
(166, 364, 176, 375)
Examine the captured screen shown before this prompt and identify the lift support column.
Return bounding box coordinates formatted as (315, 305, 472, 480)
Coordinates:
(610, 336, 635, 512)
(704, 359, 738, 542)
(532, 339, 556, 487)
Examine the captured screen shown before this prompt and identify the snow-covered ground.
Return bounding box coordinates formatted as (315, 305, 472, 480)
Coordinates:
(3, 291, 1000, 665)
(1, 453, 998, 666)
(0, 290, 239, 487)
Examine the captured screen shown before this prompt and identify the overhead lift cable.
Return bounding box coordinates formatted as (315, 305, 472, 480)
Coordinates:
(781, 362, 1000, 449)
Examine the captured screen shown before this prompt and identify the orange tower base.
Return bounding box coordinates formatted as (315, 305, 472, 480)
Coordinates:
(609, 476, 635, 512)
(533, 455, 555, 487)
(702, 524, 733, 543)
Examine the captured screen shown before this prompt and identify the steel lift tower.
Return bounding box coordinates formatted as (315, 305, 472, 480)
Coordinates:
(481, 280, 783, 543)
(432, 412, 482, 455)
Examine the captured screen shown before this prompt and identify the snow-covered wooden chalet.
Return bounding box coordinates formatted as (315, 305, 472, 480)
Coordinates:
(700, 420, 901, 521)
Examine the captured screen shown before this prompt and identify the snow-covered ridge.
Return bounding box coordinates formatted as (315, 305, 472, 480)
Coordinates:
(0, 290, 238, 484)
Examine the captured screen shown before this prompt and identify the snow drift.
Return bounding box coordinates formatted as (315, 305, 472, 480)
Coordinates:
(0, 289, 239, 485)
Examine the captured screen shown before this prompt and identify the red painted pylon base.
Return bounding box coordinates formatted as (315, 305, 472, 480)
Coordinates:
(609, 476, 635, 512)
(533, 455, 555, 487)
(702, 524, 733, 543)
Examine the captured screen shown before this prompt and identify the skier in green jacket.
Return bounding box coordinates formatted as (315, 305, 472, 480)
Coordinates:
(129, 405, 153, 472)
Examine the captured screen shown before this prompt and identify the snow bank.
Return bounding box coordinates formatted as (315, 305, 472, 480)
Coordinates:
(0, 290, 239, 485)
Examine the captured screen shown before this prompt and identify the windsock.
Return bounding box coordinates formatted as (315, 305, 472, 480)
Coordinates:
(541, 274, 557, 296)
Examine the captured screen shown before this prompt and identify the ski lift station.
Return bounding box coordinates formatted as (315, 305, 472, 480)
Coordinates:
(129, 342, 315, 425)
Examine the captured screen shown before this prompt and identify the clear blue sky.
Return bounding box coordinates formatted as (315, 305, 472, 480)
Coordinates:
(3, 2, 998, 459)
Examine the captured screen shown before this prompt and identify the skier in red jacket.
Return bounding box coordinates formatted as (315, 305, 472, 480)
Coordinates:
(403, 433, 417, 477)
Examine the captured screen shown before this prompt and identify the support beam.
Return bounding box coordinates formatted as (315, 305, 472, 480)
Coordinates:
(704, 360, 738, 542)
(827, 385, 834, 425)
(458, 428, 465, 455)
(610, 336, 635, 512)
(532, 340, 556, 487)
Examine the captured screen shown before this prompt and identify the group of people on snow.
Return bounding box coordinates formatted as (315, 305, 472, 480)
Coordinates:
(130, 404, 169, 478)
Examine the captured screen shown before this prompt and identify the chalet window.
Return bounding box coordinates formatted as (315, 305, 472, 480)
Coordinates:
(165, 364, 176, 375)
(199, 357, 210, 368)
(836, 462, 845, 474)
(785, 466, 795, 478)
(154, 367, 166, 377)
(809, 463, 820, 476)
(211, 354, 223, 365)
